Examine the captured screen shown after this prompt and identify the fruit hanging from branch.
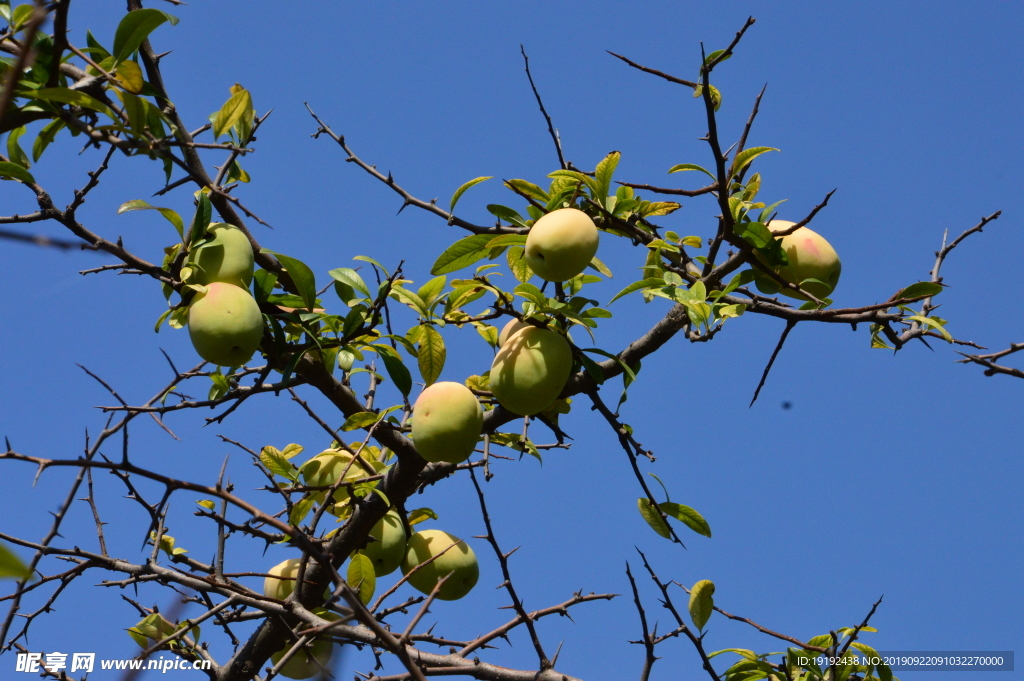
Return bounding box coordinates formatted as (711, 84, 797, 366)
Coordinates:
(187, 282, 264, 366)
(524, 207, 600, 282)
(410, 382, 483, 464)
(401, 529, 480, 601)
(490, 325, 573, 416)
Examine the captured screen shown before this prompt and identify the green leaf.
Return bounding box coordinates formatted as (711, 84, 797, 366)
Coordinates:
(28, 87, 116, 119)
(112, 8, 177, 64)
(347, 553, 376, 605)
(31, 119, 64, 162)
(416, 275, 447, 308)
(548, 169, 598, 195)
(430, 234, 494, 275)
(353, 255, 390, 277)
(260, 446, 299, 481)
(0, 161, 34, 184)
(507, 246, 532, 283)
(118, 200, 184, 240)
(450, 176, 492, 212)
(668, 163, 717, 181)
(6, 126, 29, 168)
(261, 250, 317, 312)
(379, 349, 412, 396)
(0, 542, 32, 581)
(688, 579, 715, 630)
(608, 278, 667, 305)
(736, 221, 774, 249)
(212, 85, 252, 139)
(594, 151, 621, 200)
(659, 502, 711, 537)
(187, 192, 212, 248)
(417, 325, 445, 385)
(328, 267, 370, 298)
(588, 256, 612, 278)
(485, 233, 528, 249)
(486, 204, 529, 229)
(342, 411, 380, 432)
(730, 146, 779, 178)
(504, 178, 549, 203)
(908, 315, 953, 342)
(894, 281, 943, 301)
(637, 498, 671, 539)
(288, 496, 315, 527)
(407, 507, 438, 526)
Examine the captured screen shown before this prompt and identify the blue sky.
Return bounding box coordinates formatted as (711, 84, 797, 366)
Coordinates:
(0, 2, 1021, 679)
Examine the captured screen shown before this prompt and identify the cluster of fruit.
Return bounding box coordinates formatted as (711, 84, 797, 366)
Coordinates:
(183, 223, 264, 367)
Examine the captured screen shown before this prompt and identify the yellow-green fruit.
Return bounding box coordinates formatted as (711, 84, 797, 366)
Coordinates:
(187, 282, 264, 366)
(497, 318, 530, 347)
(264, 558, 301, 601)
(524, 208, 600, 282)
(401, 529, 479, 601)
(756, 220, 842, 301)
(411, 382, 483, 464)
(300, 450, 372, 515)
(490, 326, 572, 416)
(361, 509, 407, 576)
(270, 638, 333, 679)
(186, 222, 254, 287)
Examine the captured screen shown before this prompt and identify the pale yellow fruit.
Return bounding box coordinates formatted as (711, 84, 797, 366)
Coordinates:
(410, 382, 483, 464)
(755, 220, 842, 301)
(497, 318, 530, 347)
(264, 558, 302, 601)
(490, 326, 572, 416)
(300, 450, 373, 515)
(187, 282, 264, 366)
(270, 638, 333, 679)
(186, 222, 254, 287)
(401, 529, 479, 601)
(361, 509, 407, 576)
(524, 208, 599, 282)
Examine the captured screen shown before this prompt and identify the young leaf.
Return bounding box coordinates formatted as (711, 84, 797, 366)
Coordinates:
(608, 278, 667, 305)
(342, 412, 381, 432)
(507, 246, 532, 283)
(688, 579, 715, 630)
(417, 325, 446, 385)
(260, 446, 299, 481)
(0, 542, 32, 581)
(430, 234, 493, 275)
(212, 85, 252, 139)
(594, 151, 621, 200)
(659, 502, 711, 537)
(407, 507, 438, 526)
(668, 163, 717, 181)
(112, 8, 177, 64)
(730, 146, 779, 178)
(504, 178, 549, 203)
(450, 176, 492, 212)
(118, 200, 184, 240)
(347, 553, 376, 605)
(637, 498, 671, 539)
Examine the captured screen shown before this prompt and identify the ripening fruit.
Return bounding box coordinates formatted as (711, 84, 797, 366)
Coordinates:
(401, 529, 479, 601)
(264, 558, 302, 601)
(300, 450, 373, 515)
(410, 382, 483, 464)
(270, 638, 333, 679)
(186, 222, 254, 287)
(187, 282, 264, 366)
(361, 509, 407, 576)
(490, 326, 572, 416)
(524, 208, 600, 282)
(497, 318, 530, 347)
(756, 220, 841, 301)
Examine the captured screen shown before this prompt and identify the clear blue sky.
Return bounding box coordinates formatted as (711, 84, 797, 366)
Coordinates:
(0, 2, 1021, 679)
